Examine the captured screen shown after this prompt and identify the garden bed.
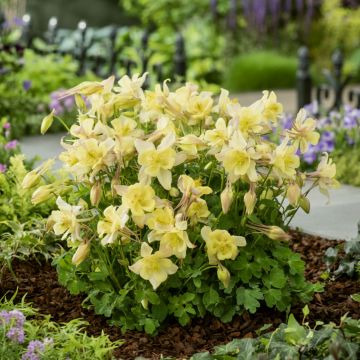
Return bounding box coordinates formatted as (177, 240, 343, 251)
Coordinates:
(1, 231, 358, 360)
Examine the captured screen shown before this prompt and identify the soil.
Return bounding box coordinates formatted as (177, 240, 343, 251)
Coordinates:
(0, 231, 359, 360)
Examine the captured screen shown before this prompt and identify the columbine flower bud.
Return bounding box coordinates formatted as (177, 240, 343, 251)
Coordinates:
(217, 264, 231, 288)
(220, 183, 234, 214)
(31, 185, 53, 205)
(74, 94, 87, 112)
(72, 242, 90, 266)
(268, 226, 291, 242)
(46, 216, 55, 232)
(141, 299, 148, 310)
(287, 183, 301, 206)
(22, 171, 41, 189)
(40, 109, 55, 135)
(169, 187, 180, 197)
(90, 182, 102, 206)
(299, 195, 310, 214)
(22, 159, 55, 190)
(244, 184, 256, 215)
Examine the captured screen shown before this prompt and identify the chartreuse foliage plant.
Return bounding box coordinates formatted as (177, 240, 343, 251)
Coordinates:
(26, 74, 339, 334)
(191, 310, 360, 360)
(0, 294, 122, 359)
(0, 154, 57, 273)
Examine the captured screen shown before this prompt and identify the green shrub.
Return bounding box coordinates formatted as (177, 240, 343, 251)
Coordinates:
(223, 51, 297, 92)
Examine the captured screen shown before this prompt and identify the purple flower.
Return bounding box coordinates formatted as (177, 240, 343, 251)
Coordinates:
(5, 140, 18, 150)
(346, 135, 355, 145)
(303, 145, 318, 164)
(281, 113, 294, 130)
(303, 101, 318, 116)
(6, 327, 25, 343)
(13, 16, 25, 27)
(0, 309, 26, 344)
(63, 96, 75, 111)
(22, 80, 32, 91)
(3, 122, 11, 130)
(0, 164, 7, 173)
(318, 131, 335, 152)
(22, 340, 45, 360)
(344, 115, 357, 129)
(0, 309, 25, 327)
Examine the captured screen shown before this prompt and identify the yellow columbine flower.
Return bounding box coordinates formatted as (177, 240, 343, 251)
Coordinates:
(79, 138, 115, 169)
(148, 213, 195, 259)
(116, 183, 156, 217)
(97, 205, 129, 245)
(146, 207, 175, 232)
(111, 116, 143, 157)
(228, 101, 264, 137)
(261, 90, 283, 124)
(157, 229, 195, 259)
(129, 242, 178, 290)
(271, 137, 300, 179)
(203, 118, 232, 154)
(287, 109, 320, 153)
(50, 196, 82, 242)
(111, 116, 142, 138)
(70, 118, 110, 140)
(216, 131, 259, 183)
(201, 226, 246, 265)
(114, 73, 147, 100)
(186, 199, 210, 225)
(213, 88, 237, 117)
(187, 92, 213, 125)
(177, 134, 205, 158)
(178, 174, 212, 199)
(135, 133, 183, 190)
(309, 152, 340, 198)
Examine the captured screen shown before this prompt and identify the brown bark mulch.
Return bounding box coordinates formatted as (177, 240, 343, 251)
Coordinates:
(0, 231, 359, 359)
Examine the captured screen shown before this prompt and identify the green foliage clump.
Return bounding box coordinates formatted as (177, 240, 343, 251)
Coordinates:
(0, 155, 56, 272)
(0, 49, 96, 138)
(54, 239, 320, 334)
(324, 236, 360, 279)
(223, 51, 297, 92)
(191, 312, 360, 360)
(0, 295, 122, 360)
(334, 148, 360, 187)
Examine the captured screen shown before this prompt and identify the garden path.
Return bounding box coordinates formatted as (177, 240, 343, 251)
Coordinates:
(292, 184, 360, 241)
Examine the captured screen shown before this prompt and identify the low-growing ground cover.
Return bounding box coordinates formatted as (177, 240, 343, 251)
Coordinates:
(1, 231, 358, 359)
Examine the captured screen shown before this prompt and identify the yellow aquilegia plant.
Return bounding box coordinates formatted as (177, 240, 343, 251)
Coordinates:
(27, 74, 338, 333)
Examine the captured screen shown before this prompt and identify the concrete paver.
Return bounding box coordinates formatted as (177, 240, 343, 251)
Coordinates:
(291, 184, 360, 241)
